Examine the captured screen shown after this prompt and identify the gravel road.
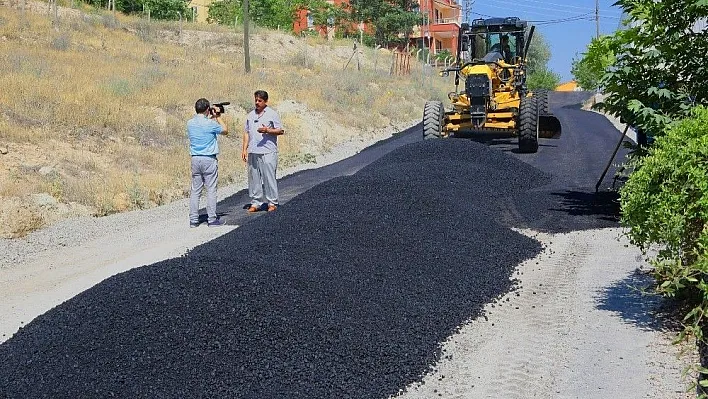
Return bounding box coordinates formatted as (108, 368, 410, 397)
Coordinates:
(0, 92, 693, 398)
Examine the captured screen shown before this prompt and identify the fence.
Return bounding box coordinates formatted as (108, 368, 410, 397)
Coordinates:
(391, 51, 411, 76)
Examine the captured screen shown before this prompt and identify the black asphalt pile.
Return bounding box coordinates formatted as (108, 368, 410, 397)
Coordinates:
(0, 139, 594, 398)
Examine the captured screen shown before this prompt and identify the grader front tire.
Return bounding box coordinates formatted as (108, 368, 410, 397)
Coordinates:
(423, 101, 444, 140)
(518, 96, 539, 153)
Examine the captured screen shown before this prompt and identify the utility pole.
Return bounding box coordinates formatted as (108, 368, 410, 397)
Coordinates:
(244, 0, 251, 73)
(464, 0, 475, 24)
(595, 0, 600, 39)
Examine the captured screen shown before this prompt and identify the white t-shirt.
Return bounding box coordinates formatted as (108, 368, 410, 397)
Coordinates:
(245, 106, 282, 154)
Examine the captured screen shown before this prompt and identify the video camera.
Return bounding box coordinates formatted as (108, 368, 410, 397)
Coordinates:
(209, 102, 230, 117)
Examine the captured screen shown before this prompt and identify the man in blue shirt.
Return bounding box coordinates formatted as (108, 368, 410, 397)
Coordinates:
(187, 98, 229, 227)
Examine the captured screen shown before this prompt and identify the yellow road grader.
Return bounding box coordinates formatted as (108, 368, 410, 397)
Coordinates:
(423, 17, 562, 153)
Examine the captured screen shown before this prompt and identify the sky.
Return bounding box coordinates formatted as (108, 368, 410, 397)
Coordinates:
(463, 0, 625, 82)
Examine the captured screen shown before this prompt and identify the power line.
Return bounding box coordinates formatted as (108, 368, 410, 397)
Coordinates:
(470, 11, 493, 18)
(482, 0, 615, 17)
(463, 0, 476, 24)
(471, 0, 622, 28)
(476, 2, 590, 20)
(491, 0, 622, 15)
(598, 14, 621, 20)
(534, 16, 594, 25)
(470, 10, 594, 26)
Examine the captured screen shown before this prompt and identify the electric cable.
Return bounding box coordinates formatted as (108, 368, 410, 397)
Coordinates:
(474, 0, 622, 21)
(495, 0, 622, 15)
(482, 0, 605, 16)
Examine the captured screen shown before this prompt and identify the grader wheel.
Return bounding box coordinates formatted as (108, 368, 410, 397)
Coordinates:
(535, 89, 562, 139)
(518, 96, 539, 153)
(535, 89, 550, 115)
(423, 101, 444, 140)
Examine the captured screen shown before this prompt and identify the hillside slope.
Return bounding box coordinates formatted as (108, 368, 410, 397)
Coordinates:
(0, 2, 448, 238)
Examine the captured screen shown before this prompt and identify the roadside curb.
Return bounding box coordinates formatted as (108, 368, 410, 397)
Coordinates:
(582, 92, 637, 143)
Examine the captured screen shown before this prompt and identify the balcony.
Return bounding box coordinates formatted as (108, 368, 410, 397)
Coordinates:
(434, 17, 459, 24)
(432, 0, 460, 8)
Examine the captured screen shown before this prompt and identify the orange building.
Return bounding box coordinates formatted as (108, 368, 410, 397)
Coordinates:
(410, 0, 462, 55)
(556, 81, 580, 92)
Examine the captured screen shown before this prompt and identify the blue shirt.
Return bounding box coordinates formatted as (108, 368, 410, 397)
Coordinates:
(187, 114, 224, 156)
(245, 106, 282, 154)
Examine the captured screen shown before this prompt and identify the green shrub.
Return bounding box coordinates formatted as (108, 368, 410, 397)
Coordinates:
(434, 49, 452, 62)
(105, 77, 133, 96)
(620, 105, 708, 342)
(526, 67, 560, 91)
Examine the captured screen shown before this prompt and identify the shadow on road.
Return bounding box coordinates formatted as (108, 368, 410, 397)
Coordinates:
(596, 270, 684, 333)
(549, 190, 620, 221)
(561, 102, 585, 110)
(447, 136, 559, 154)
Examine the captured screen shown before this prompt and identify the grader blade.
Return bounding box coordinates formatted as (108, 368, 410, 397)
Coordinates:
(539, 114, 562, 139)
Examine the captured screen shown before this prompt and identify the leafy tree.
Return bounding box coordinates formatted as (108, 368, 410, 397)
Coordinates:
(115, 0, 189, 20)
(115, 0, 142, 15)
(596, 0, 708, 137)
(144, 0, 189, 20)
(308, 0, 350, 33)
(520, 29, 561, 89)
(372, 5, 418, 46)
(527, 67, 561, 91)
(206, 0, 239, 25)
(526, 30, 550, 75)
(207, 0, 311, 29)
(571, 35, 615, 91)
(349, 0, 418, 47)
(249, 0, 305, 29)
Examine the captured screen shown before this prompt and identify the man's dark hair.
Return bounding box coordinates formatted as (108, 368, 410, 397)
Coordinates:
(195, 98, 210, 113)
(254, 90, 269, 102)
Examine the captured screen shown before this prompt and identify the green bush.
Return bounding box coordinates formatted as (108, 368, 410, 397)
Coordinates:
(620, 105, 708, 341)
(433, 49, 452, 62)
(571, 35, 614, 91)
(526, 67, 560, 91)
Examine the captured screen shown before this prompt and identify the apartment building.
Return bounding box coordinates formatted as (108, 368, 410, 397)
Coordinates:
(410, 0, 462, 56)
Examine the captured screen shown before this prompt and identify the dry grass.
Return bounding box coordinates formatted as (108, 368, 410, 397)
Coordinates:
(0, 2, 450, 237)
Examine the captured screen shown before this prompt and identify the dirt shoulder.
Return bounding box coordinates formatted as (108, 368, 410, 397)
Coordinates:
(397, 228, 692, 398)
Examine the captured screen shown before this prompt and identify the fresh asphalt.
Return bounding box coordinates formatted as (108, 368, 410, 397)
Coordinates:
(0, 92, 633, 398)
(218, 90, 625, 233)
